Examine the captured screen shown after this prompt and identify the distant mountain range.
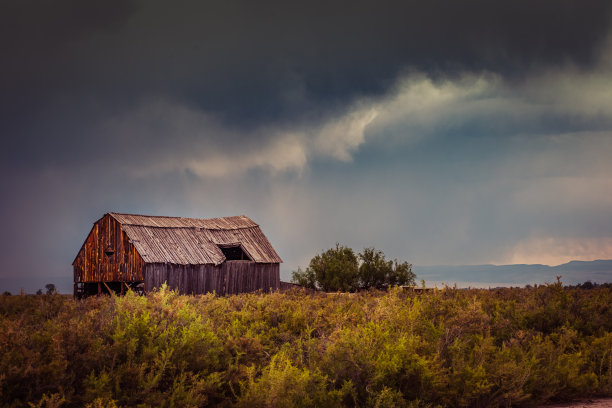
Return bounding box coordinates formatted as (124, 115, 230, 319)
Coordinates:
(414, 260, 612, 287)
(1, 260, 611, 294)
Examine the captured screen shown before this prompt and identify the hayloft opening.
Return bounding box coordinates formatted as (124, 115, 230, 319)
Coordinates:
(104, 247, 115, 257)
(219, 244, 251, 261)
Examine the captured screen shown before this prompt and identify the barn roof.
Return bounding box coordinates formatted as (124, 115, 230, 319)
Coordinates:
(108, 212, 282, 265)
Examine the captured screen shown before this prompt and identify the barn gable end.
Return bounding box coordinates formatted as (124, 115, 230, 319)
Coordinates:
(73, 214, 146, 284)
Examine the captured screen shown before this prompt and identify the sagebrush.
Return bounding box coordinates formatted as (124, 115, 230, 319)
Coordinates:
(0, 283, 611, 407)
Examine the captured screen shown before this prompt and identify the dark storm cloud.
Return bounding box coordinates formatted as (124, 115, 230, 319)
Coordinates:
(2, 0, 611, 131)
(0, 1, 137, 112)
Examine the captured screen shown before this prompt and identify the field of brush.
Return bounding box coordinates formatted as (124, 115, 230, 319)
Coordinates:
(1, 284, 611, 407)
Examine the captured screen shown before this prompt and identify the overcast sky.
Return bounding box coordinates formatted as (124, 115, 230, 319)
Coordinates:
(2, 0, 612, 285)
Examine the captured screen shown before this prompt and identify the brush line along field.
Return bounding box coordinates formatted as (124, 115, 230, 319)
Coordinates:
(0, 284, 611, 407)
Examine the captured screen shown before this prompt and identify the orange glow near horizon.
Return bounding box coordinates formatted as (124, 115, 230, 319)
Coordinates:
(508, 236, 612, 266)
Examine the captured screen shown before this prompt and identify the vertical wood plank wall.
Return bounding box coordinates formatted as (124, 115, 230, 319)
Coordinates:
(73, 214, 146, 283)
(145, 262, 280, 295)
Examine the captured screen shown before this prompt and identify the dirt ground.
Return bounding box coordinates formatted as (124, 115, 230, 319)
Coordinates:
(540, 398, 612, 408)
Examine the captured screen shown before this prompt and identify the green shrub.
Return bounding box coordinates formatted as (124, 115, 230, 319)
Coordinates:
(359, 247, 415, 289)
(0, 285, 610, 407)
(292, 244, 360, 291)
(292, 245, 415, 291)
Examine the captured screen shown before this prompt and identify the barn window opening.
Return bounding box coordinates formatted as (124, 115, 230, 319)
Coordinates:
(104, 246, 115, 257)
(219, 244, 251, 261)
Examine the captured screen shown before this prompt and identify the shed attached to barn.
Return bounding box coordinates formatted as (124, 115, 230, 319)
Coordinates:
(73, 212, 282, 298)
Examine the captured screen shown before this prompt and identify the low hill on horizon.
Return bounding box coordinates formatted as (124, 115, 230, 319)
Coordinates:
(414, 259, 612, 287)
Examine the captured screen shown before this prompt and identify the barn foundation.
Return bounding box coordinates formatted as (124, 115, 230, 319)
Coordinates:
(74, 281, 145, 299)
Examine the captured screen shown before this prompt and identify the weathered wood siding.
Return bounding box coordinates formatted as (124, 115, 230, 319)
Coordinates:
(73, 213, 282, 296)
(73, 214, 146, 283)
(144, 261, 280, 295)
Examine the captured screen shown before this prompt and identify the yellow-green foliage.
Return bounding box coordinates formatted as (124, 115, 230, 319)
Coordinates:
(0, 283, 611, 407)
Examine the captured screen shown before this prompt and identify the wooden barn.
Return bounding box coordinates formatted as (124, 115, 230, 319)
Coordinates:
(73, 212, 282, 298)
